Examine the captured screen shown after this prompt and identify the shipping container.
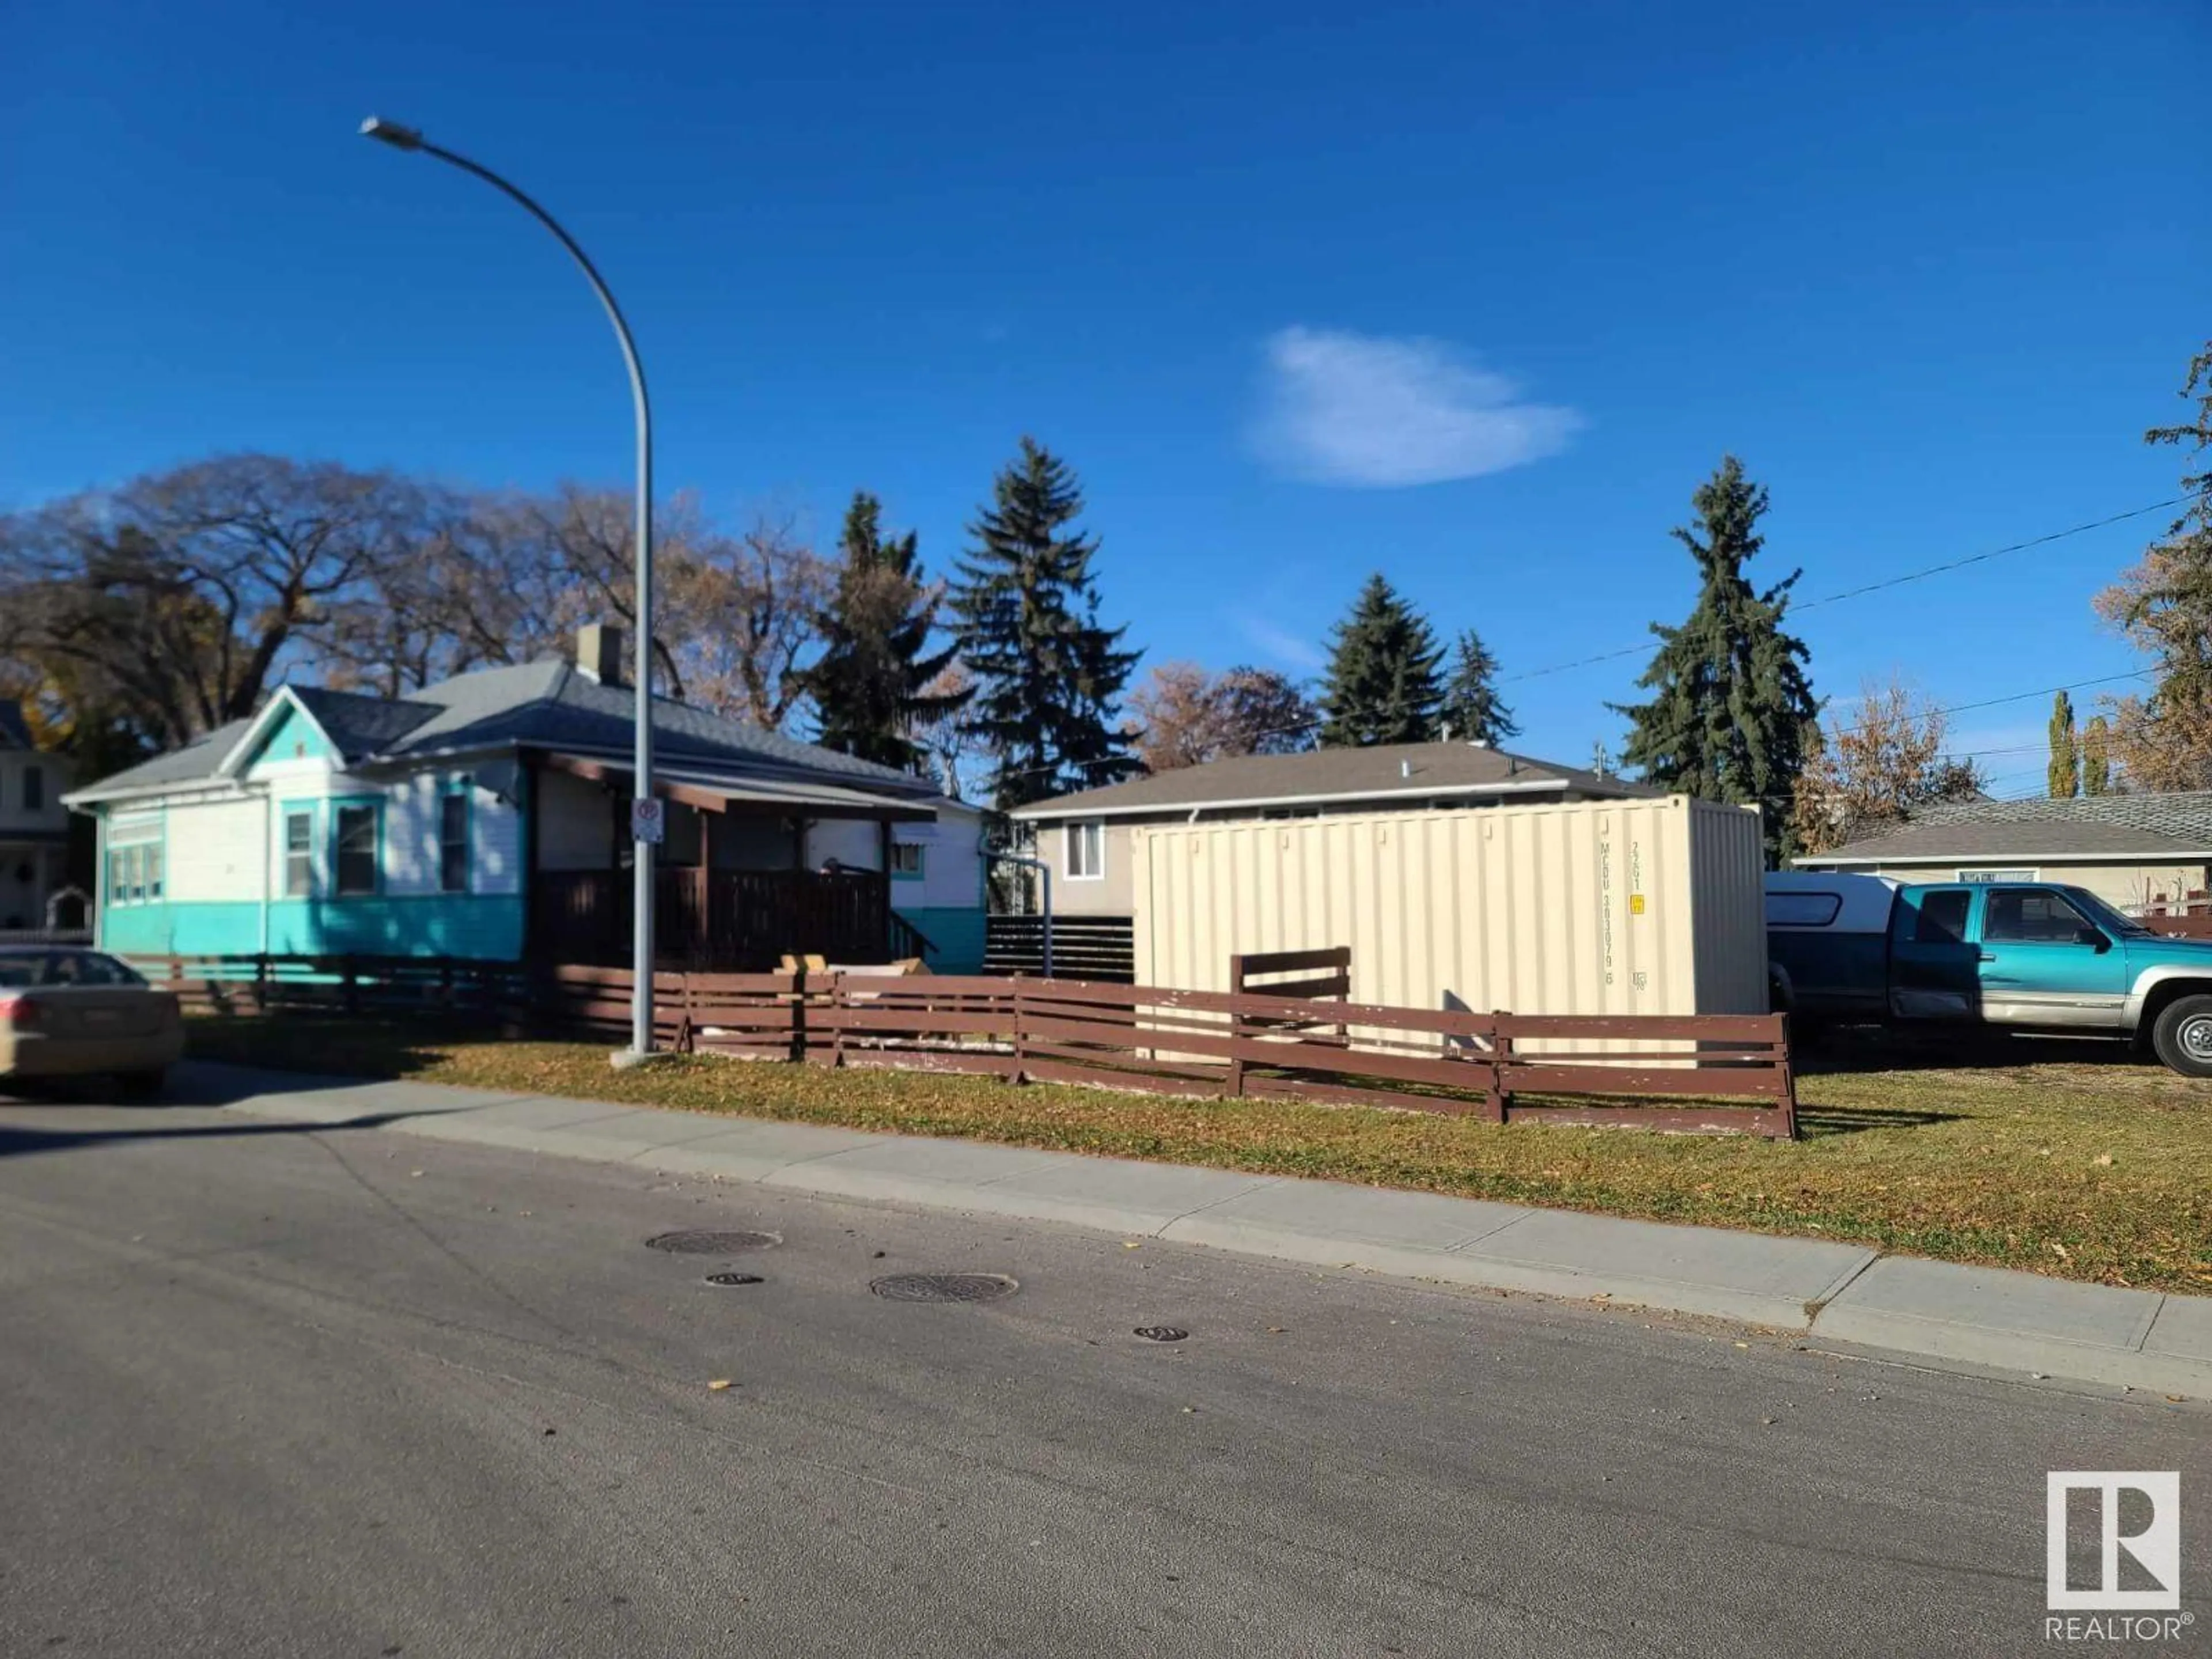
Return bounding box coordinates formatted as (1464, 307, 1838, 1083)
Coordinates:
(1130, 795, 1767, 1020)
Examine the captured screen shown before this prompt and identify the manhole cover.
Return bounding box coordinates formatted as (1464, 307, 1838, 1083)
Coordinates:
(1134, 1325, 1188, 1342)
(704, 1271, 764, 1286)
(869, 1272, 1018, 1304)
(646, 1230, 779, 1255)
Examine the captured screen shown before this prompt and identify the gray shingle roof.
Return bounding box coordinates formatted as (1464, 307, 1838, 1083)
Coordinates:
(66, 658, 938, 805)
(1010, 741, 1661, 819)
(1805, 792, 2212, 864)
(0, 702, 31, 750)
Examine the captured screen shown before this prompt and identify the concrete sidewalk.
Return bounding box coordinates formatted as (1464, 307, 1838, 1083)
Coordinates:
(173, 1061, 2212, 1399)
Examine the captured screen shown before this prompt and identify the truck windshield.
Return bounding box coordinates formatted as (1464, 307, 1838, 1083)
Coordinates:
(2065, 889, 2153, 938)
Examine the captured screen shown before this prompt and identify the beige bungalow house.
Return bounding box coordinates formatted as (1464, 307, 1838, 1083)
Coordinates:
(1793, 793, 2212, 912)
(1011, 741, 1660, 921)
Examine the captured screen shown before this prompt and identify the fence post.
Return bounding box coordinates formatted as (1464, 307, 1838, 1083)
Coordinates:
(1773, 1014, 1800, 1141)
(829, 971, 847, 1070)
(342, 955, 359, 1018)
(1487, 1012, 1512, 1124)
(252, 955, 267, 1016)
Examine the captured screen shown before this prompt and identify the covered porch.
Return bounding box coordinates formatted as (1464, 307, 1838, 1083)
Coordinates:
(524, 752, 936, 970)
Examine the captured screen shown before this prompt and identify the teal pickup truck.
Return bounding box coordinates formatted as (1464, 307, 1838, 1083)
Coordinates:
(1765, 872, 2212, 1076)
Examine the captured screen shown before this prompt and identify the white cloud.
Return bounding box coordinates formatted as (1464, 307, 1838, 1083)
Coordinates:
(1232, 613, 1327, 671)
(1250, 326, 1581, 488)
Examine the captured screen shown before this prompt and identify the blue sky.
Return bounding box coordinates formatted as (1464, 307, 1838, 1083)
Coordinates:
(5, 1, 2205, 795)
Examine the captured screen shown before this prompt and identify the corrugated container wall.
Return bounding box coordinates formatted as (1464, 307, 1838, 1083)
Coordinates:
(1131, 796, 1766, 1017)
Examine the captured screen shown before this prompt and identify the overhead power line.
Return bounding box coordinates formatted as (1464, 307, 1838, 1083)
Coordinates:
(1503, 497, 2183, 685)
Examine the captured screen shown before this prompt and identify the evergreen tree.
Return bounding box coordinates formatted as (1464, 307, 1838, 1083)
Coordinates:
(2082, 714, 2114, 796)
(1317, 574, 1445, 746)
(2047, 690, 2080, 798)
(1439, 628, 1518, 745)
(1612, 456, 1817, 861)
(802, 493, 968, 772)
(948, 438, 1141, 810)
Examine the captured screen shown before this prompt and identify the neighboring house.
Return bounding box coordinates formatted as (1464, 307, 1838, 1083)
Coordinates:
(0, 702, 77, 933)
(1010, 741, 1661, 919)
(61, 626, 988, 971)
(1793, 793, 2212, 912)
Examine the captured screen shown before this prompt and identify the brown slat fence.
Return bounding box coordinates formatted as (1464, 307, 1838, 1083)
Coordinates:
(139, 952, 1797, 1137)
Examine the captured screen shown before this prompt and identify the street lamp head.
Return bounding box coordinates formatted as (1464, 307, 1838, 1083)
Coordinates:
(359, 116, 425, 151)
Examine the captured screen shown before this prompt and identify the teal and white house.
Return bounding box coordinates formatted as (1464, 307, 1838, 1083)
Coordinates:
(65, 626, 989, 972)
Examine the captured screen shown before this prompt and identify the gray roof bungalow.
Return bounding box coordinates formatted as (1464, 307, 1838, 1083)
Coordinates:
(63, 626, 986, 969)
(1012, 741, 1660, 918)
(1794, 793, 2212, 912)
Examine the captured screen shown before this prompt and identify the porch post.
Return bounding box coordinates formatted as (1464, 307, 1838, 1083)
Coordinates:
(876, 819, 893, 957)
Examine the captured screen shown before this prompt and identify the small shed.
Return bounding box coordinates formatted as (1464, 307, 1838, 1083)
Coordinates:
(1131, 794, 1767, 1017)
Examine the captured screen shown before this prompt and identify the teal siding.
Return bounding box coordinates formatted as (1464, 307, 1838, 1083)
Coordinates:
(103, 896, 524, 961)
(244, 703, 335, 771)
(897, 906, 987, 974)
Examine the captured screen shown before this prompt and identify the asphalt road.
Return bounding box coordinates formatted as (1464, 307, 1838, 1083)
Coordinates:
(1, 1089, 2204, 1658)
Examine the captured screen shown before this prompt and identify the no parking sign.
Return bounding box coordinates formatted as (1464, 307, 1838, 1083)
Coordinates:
(630, 798, 665, 844)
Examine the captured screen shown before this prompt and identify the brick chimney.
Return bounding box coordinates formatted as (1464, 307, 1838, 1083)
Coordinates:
(575, 622, 624, 687)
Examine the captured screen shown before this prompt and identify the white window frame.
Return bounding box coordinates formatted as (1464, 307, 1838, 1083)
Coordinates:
(283, 810, 315, 899)
(1957, 868, 2039, 884)
(888, 842, 925, 878)
(1065, 819, 1105, 882)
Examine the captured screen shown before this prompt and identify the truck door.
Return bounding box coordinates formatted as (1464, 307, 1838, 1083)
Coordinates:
(1974, 885, 2130, 1029)
(1889, 886, 1979, 1020)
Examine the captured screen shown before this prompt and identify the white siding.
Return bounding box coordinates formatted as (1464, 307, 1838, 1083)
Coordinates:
(166, 798, 267, 903)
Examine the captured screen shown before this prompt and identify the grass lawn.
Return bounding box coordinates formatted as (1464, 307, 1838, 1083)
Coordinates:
(184, 1016, 2212, 1297)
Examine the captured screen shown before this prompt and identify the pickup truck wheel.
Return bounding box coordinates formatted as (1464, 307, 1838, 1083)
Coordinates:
(2150, 996, 2212, 1078)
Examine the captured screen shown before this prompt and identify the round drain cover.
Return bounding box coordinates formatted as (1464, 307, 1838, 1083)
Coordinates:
(869, 1272, 1018, 1304)
(646, 1230, 779, 1255)
(704, 1271, 764, 1286)
(1134, 1326, 1188, 1343)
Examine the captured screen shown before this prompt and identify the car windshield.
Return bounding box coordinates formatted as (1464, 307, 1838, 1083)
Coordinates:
(2065, 889, 2153, 938)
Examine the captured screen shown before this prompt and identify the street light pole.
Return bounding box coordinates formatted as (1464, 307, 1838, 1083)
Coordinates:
(360, 117, 658, 1060)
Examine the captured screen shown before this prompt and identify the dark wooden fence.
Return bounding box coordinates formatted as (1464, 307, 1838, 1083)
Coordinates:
(139, 952, 1797, 1138)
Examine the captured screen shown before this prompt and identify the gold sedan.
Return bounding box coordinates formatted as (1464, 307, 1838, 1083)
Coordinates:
(0, 948, 185, 1099)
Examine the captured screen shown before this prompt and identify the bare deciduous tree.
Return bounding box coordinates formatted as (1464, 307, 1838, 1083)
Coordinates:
(1788, 676, 1986, 855)
(1127, 661, 1317, 772)
(671, 516, 832, 730)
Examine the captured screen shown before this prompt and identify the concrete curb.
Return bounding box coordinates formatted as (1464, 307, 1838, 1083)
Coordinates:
(176, 1061, 2212, 1399)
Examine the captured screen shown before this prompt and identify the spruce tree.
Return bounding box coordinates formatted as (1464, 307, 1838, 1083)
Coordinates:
(1439, 628, 1518, 745)
(948, 438, 1141, 810)
(803, 493, 968, 773)
(2082, 715, 2114, 796)
(1612, 456, 1817, 862)
(1317, 574, 1445, 746)
(2047, 690, 2080, 798)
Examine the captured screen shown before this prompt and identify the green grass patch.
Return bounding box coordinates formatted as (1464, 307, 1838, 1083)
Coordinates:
(185, 1016, 2212, 1296)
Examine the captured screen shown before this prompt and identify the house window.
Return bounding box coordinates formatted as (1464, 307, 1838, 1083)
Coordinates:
(334, 804, 379, 897)
(440, 793, 469, 893)
(1957, 868, 2037, 884)
(889, 842, 925, 878)
(1065, 820, 1105, 881)
(125, 845, 145, 904)
(144, 844, 163, 903)
(22, 765, 43, 813)
(283, 811, 314, 897)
